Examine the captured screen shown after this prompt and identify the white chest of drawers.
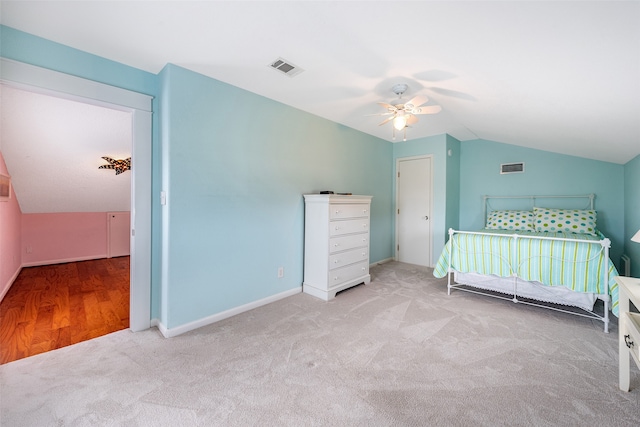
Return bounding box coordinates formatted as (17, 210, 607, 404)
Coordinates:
(303, 194, 372, 300)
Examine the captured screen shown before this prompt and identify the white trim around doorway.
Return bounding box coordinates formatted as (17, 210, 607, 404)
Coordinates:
(0, 58, 153, 332)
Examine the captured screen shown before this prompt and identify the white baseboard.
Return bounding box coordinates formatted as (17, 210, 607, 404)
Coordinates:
(371, 258, 393, 268)
(22, 254, 109, 268)
(155, 287, 302, 338)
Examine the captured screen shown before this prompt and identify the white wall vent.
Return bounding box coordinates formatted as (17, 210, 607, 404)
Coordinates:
(500, 162, 525, 174)
(621, 254, 631, 276)
(269, 57, 305, 77)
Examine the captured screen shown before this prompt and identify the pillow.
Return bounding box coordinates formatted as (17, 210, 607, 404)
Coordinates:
(486, 210, 534, 231)
(533, 207, 597, 235)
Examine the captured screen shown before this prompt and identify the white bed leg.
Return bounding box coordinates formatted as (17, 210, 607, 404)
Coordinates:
(602, 240, 610, 334)
(447, 228, 454, 296)
(603, 298, 610, 333)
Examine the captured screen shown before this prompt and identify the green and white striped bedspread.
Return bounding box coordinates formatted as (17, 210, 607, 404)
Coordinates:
(433, 229, 620, 316)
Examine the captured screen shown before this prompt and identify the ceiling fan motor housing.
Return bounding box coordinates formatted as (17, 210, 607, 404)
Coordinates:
(392, 83, 409, 96)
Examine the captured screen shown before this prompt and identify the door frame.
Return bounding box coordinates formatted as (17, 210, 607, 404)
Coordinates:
(0, 58, 153, 332)
(395, 155, 434, 267)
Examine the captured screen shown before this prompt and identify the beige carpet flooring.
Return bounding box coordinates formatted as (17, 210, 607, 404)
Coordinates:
(1, 261, 638, 426)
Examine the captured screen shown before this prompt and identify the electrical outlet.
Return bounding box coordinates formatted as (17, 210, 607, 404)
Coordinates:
(277, 267, 284, 278)
(26, 246, 33, 254)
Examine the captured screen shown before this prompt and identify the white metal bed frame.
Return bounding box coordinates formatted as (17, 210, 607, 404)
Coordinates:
(446, 194, 612, 333)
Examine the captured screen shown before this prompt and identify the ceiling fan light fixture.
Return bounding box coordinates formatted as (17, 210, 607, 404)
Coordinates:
(393, 114, 407, 131)
(369, 83, 441, 141)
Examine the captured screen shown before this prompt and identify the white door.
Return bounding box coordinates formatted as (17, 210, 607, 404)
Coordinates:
(396, 156, 432, 266)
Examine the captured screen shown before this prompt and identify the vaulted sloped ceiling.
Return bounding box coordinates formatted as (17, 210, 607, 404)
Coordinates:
(1, 1, 638, 164)
(0, 85, 131, 214)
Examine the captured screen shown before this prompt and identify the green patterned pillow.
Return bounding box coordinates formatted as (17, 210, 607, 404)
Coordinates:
(533, 207, 597, 235)
(486, 210, 534, 231)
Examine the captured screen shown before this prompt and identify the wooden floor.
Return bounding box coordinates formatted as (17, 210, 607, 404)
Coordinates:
(0, 257, 130, 365)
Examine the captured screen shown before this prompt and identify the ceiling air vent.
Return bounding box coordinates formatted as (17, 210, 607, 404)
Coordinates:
(269, 57, 304, 77)
(500, 162, 525, 174)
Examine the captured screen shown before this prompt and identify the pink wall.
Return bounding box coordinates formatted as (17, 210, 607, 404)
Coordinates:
(22, 212, 112, 266)
(1, 152, 131, 302)
(0, 151, 22, 300)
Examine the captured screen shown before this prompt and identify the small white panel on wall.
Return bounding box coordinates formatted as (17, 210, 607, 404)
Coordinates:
(108, 212, 130, 258)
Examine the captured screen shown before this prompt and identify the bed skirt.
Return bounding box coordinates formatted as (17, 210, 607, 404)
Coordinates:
(453, 271, 605, 312)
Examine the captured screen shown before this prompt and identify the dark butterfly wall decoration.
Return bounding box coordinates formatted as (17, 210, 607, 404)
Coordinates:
(99, 157, 131, 175)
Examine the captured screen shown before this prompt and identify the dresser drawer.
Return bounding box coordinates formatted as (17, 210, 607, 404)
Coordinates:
(330, 204, 370, 220)
(623, 312, 640, 367)
(329, 218, 369, 236)
(329, 261, 369, 287)
(329, 247, 369, 270)
(329, 234, 369, 254)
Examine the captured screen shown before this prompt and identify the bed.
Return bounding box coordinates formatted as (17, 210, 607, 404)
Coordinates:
(433, 194, 619, 333)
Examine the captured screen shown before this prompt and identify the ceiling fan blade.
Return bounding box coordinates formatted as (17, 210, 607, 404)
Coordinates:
(412, 105, 442, 115)
(378, 102, 397, 112)
(404, 95, 429, 109)
(406, 115, 419, 125)
(365, 112, 394, 117)
(378, 116, 394, 126)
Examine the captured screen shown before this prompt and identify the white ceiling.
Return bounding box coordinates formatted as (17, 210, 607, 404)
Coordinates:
(1, 1, 639, 164)
(0, 85, 131, 213)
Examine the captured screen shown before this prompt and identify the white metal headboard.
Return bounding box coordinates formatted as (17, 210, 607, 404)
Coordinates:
(482, 194, 595, 224)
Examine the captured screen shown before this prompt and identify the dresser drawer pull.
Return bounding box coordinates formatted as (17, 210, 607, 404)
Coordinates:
(625, 334, 635, 349)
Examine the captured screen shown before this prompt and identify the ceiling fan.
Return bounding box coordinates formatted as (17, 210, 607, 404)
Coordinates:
(372, 83, 442, 141)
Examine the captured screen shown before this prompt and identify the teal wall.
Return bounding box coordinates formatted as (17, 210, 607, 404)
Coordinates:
(158, 64, 392, 328)
(624, 154, 640, 277)
(445, 135, 461, 234)
(460, 139, 626, 266)
(0, 26, 156, 96)
(0, 25, 393, 329)
(3, 24, 637, 331)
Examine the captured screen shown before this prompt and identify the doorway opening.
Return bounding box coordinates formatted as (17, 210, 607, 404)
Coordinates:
(0, 59, 152, 362)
